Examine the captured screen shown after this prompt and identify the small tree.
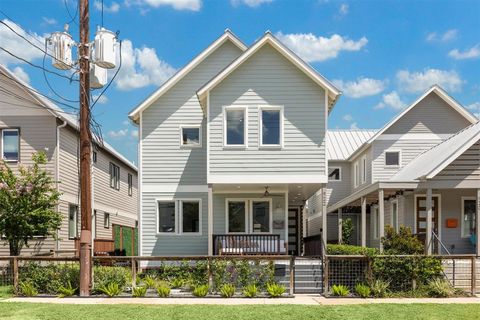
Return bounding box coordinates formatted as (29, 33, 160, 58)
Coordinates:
(341, 218, 354, 245)
(381, 225, 424, 255)
(0, 152, 62, 255)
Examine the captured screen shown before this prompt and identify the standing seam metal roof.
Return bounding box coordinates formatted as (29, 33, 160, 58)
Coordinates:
(327, 129, 378, 161)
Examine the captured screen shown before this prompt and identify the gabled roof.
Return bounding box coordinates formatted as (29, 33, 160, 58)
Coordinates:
(0, 64, 137, 171)
(128, 30, 247, 123)
(348, 85, 478, 160)
(391, 120, 480, 181)
(196, 32, 342, 110)
(327, 129, 378, 161)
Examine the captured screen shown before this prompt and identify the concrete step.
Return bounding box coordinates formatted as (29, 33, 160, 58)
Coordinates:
(294, 287, 322, 294)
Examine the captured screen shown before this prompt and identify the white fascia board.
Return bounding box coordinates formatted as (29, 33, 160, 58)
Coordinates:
(128, 30, 247, 122)
(208, 174, 328, 184)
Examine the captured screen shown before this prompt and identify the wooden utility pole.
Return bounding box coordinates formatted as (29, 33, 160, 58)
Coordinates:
(79, 0, 92, 296)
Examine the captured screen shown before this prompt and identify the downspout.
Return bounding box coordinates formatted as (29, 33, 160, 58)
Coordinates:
(55, 120, 67, 252)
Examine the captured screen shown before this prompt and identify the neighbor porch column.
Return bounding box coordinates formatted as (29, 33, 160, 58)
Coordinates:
(338, 208, 343, 244)
(361, 196, 367, 247)
(322, 187, 327, 255)
(378, 189, 385, 253)
(476, 189, 480, 256)
(426, 188, 433, 255)
(207, 184, 213, 256)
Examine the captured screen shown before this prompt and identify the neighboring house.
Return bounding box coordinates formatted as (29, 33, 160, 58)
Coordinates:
(129, 30, 341, 257)
(0, 64, 138, 256)
(310, 86, 480, 255)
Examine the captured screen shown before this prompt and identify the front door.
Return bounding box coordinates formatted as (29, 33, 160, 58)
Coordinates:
(288, 208, 299, 255)
(416, 196, 440, 235)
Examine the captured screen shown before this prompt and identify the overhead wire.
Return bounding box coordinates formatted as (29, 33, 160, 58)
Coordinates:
(64, 0, 79, 27)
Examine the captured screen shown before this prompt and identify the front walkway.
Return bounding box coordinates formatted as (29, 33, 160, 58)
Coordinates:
(4, 295, 480, 305)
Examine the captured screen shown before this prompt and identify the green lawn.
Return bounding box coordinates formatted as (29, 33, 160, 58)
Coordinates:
(0, 303, 479, 320)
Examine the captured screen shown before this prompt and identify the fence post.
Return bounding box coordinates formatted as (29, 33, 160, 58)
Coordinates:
(131, 257, 137, 289)
(289, 256, 294, 296)
(12, 257, 18, 293)
(471, 256, 476, 295)
(323, 255, 329, 294)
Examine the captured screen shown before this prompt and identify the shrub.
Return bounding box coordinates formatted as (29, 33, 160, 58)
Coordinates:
(210, 260, 274, 291)
(219, 284, 235, 298)
(57, 281, 77, 297)
(192, 284, 209, 297)
(369, 279, 390, 298)
(266, 283, 286, 298)
(132, 286, 147, 298)
(242, 284, 258, 298)
(355, 283, 371, 298)
(331, 284, 349, 297)
(142, 275, 157, 289)
(170, 277, 184, 289)
(427, 279, 454, 298)
(157, 284, 171, 298)
(327, 244, 378, 256)
(142, 261, 208, 288)
(19, 282, 38, 297)
(382, 225, 424, 255)
(19, 262, 79, 294)
(342, 218, 354, 245)
(99, 282, 122, 297)
(93, 266, 131, 294)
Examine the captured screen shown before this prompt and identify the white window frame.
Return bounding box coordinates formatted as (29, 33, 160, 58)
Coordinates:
(373, 205, 379, 239)
(223, 106, 248, 148)
(390, 199, 399, 232)
(109, 162, 120, 190)
(104, 212, 110, 229)
(179, 125, 202, 148)
(225, 199, 248, 234)
(68, 204, 78, 239)
(385, 149, 401, 167)
(225, 198, 273, 234)
(156, 198, 202, 236)
(461, 196, 476, 238)
(361, 155, 367, 184)
(354, 161, 359, 188)
(1, 128, 20, 162)
(328, 166, 342, 182)
(258, 105, 283, 148)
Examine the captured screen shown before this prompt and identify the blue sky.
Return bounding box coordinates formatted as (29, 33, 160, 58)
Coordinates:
(1, 0, 479, 163)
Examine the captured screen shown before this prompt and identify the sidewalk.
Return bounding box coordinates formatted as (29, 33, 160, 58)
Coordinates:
(3, 295, 480, 305)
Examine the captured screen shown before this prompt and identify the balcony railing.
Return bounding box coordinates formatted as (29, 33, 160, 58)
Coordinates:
(213, 234, 284, 255)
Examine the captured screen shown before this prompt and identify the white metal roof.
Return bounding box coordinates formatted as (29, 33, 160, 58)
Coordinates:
(391, 120, 480, 181)
(327, 129, 378, 160)
(0, 64, 138, 171)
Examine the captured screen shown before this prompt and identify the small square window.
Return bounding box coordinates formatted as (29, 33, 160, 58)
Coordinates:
(181, 127, 201, 147)
(385, 151, 400, 166)
(328, 167, 341, 181)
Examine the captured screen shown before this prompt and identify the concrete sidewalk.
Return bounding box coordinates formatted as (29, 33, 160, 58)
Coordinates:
(3, 295, 480, 305)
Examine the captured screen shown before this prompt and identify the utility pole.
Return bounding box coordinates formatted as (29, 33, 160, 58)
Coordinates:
(79, 0, 92, 296)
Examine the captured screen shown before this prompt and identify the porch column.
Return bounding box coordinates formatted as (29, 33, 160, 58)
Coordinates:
(338, 208, 343, 244)
(207, 184, 213, 255)
(321, 187, 327, 255)
(378, 189, 385, 253)
(425, 188, 433, 255)
(361, 197, 367, 247)
(476, 189, 480, 256)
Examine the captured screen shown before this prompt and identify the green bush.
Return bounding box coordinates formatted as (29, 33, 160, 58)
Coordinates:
(327, 244, 378, 256)
(93, 266, 131, 294)
(132, 286, 147, 298)
(427, 279, 454, 298)
(19, 282, 38, 297)
(242, 284, 258, 298)
(57, 281, 77, 297)
(355, 283, 371, 298)
(141, 261, 208, 288)
(19, 262, 79, 294)
(157, 284, 171, 298)
(382, 225, 424, 254)
(369, 279, 390, 298)
(142, 275, 157, 289)
(266, 283, 286, 298)
(210, 260, 274, 291)
(331, 284, 349, 297)
(170, 277, 184, 289)
(98, 282, 122, 297)
(192, 284, 209, 297)
(342, 218, 354, 245)
(219, 284, 236, 298)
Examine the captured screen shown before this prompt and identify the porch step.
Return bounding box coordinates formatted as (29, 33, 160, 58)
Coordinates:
(294, 258, 324, 294)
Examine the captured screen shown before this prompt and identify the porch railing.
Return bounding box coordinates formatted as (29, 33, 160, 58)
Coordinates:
(212, 234, 283, 255)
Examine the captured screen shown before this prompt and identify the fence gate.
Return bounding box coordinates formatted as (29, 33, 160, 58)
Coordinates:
(113, 224, 138, 256)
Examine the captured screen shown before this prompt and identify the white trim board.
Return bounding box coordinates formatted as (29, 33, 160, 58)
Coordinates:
(208, 174, 328, 184)
(142, 184, 208, 193)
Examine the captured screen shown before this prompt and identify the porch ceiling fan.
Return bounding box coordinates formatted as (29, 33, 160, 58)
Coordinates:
(262, 186, 270, 197)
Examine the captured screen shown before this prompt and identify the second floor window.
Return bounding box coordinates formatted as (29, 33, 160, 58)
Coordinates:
(104, 212, 110, 228)
(385, 151, 400, 166)
(328, 167, 341, 181)
(68, 204, 78, 239)
(225, 107, 246, 146)
(128, 173, 133, 196)
(180, 127, 201, 147)
(260, 107, 282, 146)
(109, 162, 120, 190)
(1, 128, 19, 162)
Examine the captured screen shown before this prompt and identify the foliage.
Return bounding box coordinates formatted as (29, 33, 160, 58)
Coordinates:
(427, 279, 455, 298)
(57, 281, 77, 297)
(219, 284, 235, 298)
(141, 260, 208, 288)
(142, 275, 157, 289)
(19, 282, 38, 297)
(381, 225, 424, 255)
(19, 262, 79, 295)
(210, 260, 274, 291)
(170, 277, 184, 289)
(342, 218, 354, 245)
(0, 285, 13, 298)
(0, 152, 62, 255)
(369, 279, 390, 298)
(331, 284, 349, 297)
(266, 283, 286, 298)
(355, 283, 371, 298)
(157, 284, 171, 298)
(99, 282, 122, 297)
(132, 286, 147, 298)
(242, 284, 258, 298)
(93, 266, 131, 294)
(192, 284, 209, 297)
(327, 244, 378, 256)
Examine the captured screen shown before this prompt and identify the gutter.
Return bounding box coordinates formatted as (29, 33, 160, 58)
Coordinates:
(55, 120, 67, 252)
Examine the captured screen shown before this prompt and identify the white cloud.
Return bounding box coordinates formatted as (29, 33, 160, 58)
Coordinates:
(0, 19, 45, 66)
(42, 17, 57, 25)
(396, 69, 463, 93)
(231, 0, 273, 8)
(466, 102, 480, 118)
(350, 122, 359, 130)
(448, 45, 480, 60)
(11, 66, 30, 83)
(332, 77, 386, 98)
(107, 128, 128, 138)
(338, 3, 349, 16)
(426, 29, 458, 43)
(342, 114, 353, 122)
(114, 39, 176, 91)
(127, 0, 202, 11)
(131, 130, 139, 138)
(275, 32, 368, 62)
(94, 0, 121, 13)
(374, 91, 406, 110)
(92, 94, 109, 104)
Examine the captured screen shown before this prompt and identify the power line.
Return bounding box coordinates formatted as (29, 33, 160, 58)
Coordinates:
(64, 0, 79, 27)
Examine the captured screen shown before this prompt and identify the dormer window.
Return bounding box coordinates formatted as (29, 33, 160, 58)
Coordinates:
(224, 106, 247, 147)
(385, 150, 400, 167)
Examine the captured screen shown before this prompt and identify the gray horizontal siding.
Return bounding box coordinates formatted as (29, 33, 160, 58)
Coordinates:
(434, 140, 480, 181)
